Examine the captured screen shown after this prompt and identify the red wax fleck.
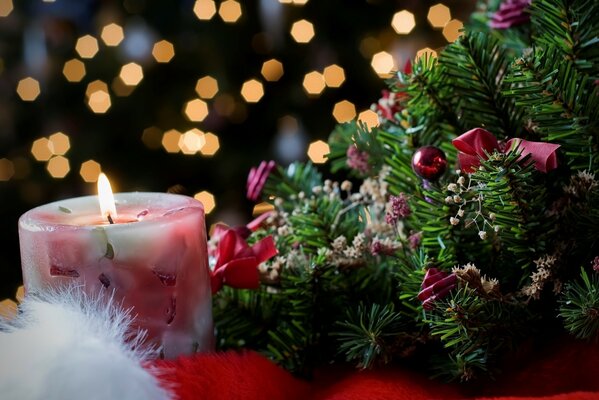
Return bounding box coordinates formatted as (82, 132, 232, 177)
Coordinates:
(153, 270, 177, 286)
(166, 295, 176, 325)
(50, 265, 80, 278)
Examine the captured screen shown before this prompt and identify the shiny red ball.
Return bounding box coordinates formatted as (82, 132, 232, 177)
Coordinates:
(411, 146, 447, 181)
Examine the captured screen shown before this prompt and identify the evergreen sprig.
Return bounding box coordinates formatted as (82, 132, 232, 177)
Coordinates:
(559, 268, 599, 339)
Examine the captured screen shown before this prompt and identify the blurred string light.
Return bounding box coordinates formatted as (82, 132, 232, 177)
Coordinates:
(162, 129, 182, 153)
(86, 80, 112, 114)
(0, 158, 15, 181)
(63, 59, 86, 82)
(200, 133, 220, 156)
(183, 98, 209, 122)
(46, 155, 70, 178)
(195, 76, 219, 99)
(194, 191, 215, 214)
(443, 19, 464, 42)
(307, 140, 329, 164)
(370, 51, 395, 78)
(16, 77, 41, 101)
(31, 138, 53, 161)
(240, 79, 264, 103)
(121, 21, 155, 61)
(30, 132, 72, 179)
(323, 64, 345, 88)
(48, 132, 70, 155)
(253, 201, 274, 216)
(75, 35, 99, 59)
(0, 298, 17, 319)
(302, 71, 325, 96)
(219, 0, 242, 23)
(119, 62, 144, 86)
(152, 40, 175, 63)
(101, 23, 125, 47)
(278, 0, 309, 5)
(112, 76, 135, 97)
(141, 126, 162, 149)
(0, 0, 13, 17)
(416, 47, 438, 61)
(290, 20, 315, 43)
(193, 0, 217, 20)
(261, 59, 284, 82)
(391, 10, 416, 35)
(79, 160, 101, 183)
(179, 129, 206, 155)
(427, 4, 451, 29)
(332, 100, 356, 123)
(357, 110, 380, 129)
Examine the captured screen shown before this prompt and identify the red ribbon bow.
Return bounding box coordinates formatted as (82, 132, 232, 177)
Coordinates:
(452, 128, 560, 173)
(210, 215, 278, 295)
(417, 268, 457, 310)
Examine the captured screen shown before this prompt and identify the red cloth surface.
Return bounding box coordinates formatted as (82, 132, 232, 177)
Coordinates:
(149, 340, 599, 400)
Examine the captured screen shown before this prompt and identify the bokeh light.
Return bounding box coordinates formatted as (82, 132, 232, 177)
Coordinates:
(112, 76, 135, 97)
(16, 77, 41, 101)
(86, 80, 109, 97)
(31, 138, 53, 161)
(290, 20, 315, 43)
(219, 0, 242, 23)
(323, 64, 345, 88)
(427, 4, 451, 28)
(183, 98, 209, 122)
(141, 126, 163, 149)
(48, 132, 70, 155)
(75, 35, 100, 59)
(371, 51, 395, 77)
(193, 0, 217, 20)
(194, 191, 216, 214)
(332, 100, 356, 123)
(391, 10, 416, 35)
(79, 160, 102, 182)
(302, 71, 325, 96)
(307, 140, 329, 164)
(162, 129, 182, 153)
(195, 76, 219, 99)
(63, 59, 86, 82)
(0, 299, 17, 320)
(101, 23, 125, 46)
(0, 158, 14, 181)
(0, 0, 13, 17)
(261, 59, 284, 82)
(119, 62, 144, 86)
(240, 79, 264, 103)
(179, 128, 206, 155)
(152, 40, 175, 63)
(443, 19, 464, 42)
(46, 156, 70, 178)
(416, 47, 438, 61)
(200, 132, 220, 156)
(358, 110, 380, 129)
(87, 89, 112, 114)
(253, 201, 274, 216)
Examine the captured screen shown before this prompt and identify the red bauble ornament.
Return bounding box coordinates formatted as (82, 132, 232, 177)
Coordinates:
(411, 146, 447, 181)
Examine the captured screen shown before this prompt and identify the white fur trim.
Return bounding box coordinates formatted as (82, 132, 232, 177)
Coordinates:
(0, 286, 172, 400)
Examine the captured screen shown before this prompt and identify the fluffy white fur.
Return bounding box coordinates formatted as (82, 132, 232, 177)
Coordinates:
(0, 286, 172, 400)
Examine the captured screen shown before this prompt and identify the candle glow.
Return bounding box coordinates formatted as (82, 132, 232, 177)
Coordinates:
(97, 173, 117, 222)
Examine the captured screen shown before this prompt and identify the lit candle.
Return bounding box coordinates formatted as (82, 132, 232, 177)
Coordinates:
(18, 175, 213, 358)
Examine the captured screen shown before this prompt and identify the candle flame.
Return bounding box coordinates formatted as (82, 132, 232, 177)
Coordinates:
(97, 173, 117, 221)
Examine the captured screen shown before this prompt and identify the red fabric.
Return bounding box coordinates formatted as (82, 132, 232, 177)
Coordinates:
(149, 340, 599, 400)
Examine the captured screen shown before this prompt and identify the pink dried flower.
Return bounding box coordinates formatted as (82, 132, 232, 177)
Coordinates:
(408, 232, 422, 250)
(370, 240, 396, 256)
(490, 0, 532, 30)
(247, 160, 276, 202)
(346, 146, 370, 174)
(385, 193, 411, 225)
(592, 256, 599, 273)
(417, 268, 457, 310)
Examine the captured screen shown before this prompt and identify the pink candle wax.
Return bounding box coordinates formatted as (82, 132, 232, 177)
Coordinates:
(18, 192, 214, 358)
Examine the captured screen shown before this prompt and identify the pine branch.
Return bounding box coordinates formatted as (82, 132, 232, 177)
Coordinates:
(262, 161, 323, 205)
(559, 268, 599, 339)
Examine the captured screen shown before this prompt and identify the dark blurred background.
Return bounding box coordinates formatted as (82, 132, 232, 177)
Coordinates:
(0, 0, 475, 299)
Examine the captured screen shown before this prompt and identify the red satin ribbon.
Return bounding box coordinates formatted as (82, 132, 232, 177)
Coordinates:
(210, 216, 278, 295)
(452, 128, 560, 173)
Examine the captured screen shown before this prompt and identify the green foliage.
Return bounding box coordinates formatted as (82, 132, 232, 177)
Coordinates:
(559, 268, 599, 339)
(262, 161, 323, 204)
(327, 121, 387, 176)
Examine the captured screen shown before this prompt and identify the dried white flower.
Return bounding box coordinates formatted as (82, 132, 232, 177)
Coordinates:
(450, 217, 460, 226)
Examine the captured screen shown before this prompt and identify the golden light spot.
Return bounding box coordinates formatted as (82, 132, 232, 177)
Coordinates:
(252, 201, 274, 216)
(0, 0, 13, 17)
(278, 0, 292, 3)
(162, 129, 182, 153)
(290, 19, 315, 43)
(359, 36, 380, 58)
(307, 140, 329, 164)
(46, 156, 70, 178)
(199, 132, 220, 156)
(75, 35, 99, 59)
(79, 159, 101, 183)
(111, 76, 135, 97)
(49, 132, 70, 155)
(302, 71, 325, 96)
(292, 0, 308, 4)
(323, 64, 345, 88)
(218, 0, 242, 23)
(0, 299, 17, 320)
(179, 128, 206, 155)
(195, 76, 219, 99)
(16, 77, 41, 101)
(63, 59, 86, 82)
(261, 59, 284, 82)
(0, 158, 14, 181)
(427, 3, 451, 29)
(442, 19, 464, 42)
(332, 100, 356, 123)
(193, 0, 217, 20)
(371, 51, 395, 78)
(240, 79, 264, 103)
(101, 23, 124, 46)
(358, 109, 380, 129)
(214, 93, 235, 116)
(85, 80, 108, 98)
(152, 40, 175, 63)
(31, 138, 53, 161)
(391, 10, 416, 35)
(416, 47, 438, 61)
(194, 191, 216, 214)
(119, 62, 143, 86)
(183, 98, 209, 122)
(87, 90, 111, 113)
(15, 286, 24, 303)
(141, 126, 162, 149)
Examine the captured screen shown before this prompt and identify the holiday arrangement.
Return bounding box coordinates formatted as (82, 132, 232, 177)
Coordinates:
(211, 0, 599, 382)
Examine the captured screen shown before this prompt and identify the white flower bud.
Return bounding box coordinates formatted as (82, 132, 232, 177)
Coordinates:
(457, 208, 465, 217)
(447, 183, 459, 193)
(450, 217, 460, 226)
(478, 231, 488, 240)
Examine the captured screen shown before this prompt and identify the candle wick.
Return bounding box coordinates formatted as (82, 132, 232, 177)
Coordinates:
(107, 214, 115, 225)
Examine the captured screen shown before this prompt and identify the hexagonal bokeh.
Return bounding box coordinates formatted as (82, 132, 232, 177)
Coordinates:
(200, 132, 220, 156)
(119, 63, 144, 86)
(0, 0, 14, 17)
(261, 59, 284, 82)
(443, 19, 464, 42)
(358, 110, 380, 129)
(0, 158, 15, 181)
(79, 160, 102, 183)
(87, 90, 112, 114)
(16, 77, 41, 101)
(193, 0, 217, 20)
(332, 100, 356, 123)
(141, 127, 163, 149)
(307, 140, 329, 164)
(48, 132, 70, 155)
(391, 10, 416, 35)
(371, 51, 395, 77)
(162, 129, 182, 153)
(323, 64, 345, 88)
(302, 71, 325, 96)
(240, 79, 264, 103)
(194, 191, 216, 214)
(290, 19, 315, 43)
(101, 23, 124, 46)
(427, 4, 451, 28)
(195, 76, 219, 99)
(152, 40, 175, 63)
(46, 156, 70, 178)
(179, 128, 206, 155)
(31, 138, 53, 161)
(75, 35, 99, 59)
(183, 99, 209, 122)
(416, 47, 438, 61)
(219, 0, 242, 23)
(63, 59, 86, 82)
